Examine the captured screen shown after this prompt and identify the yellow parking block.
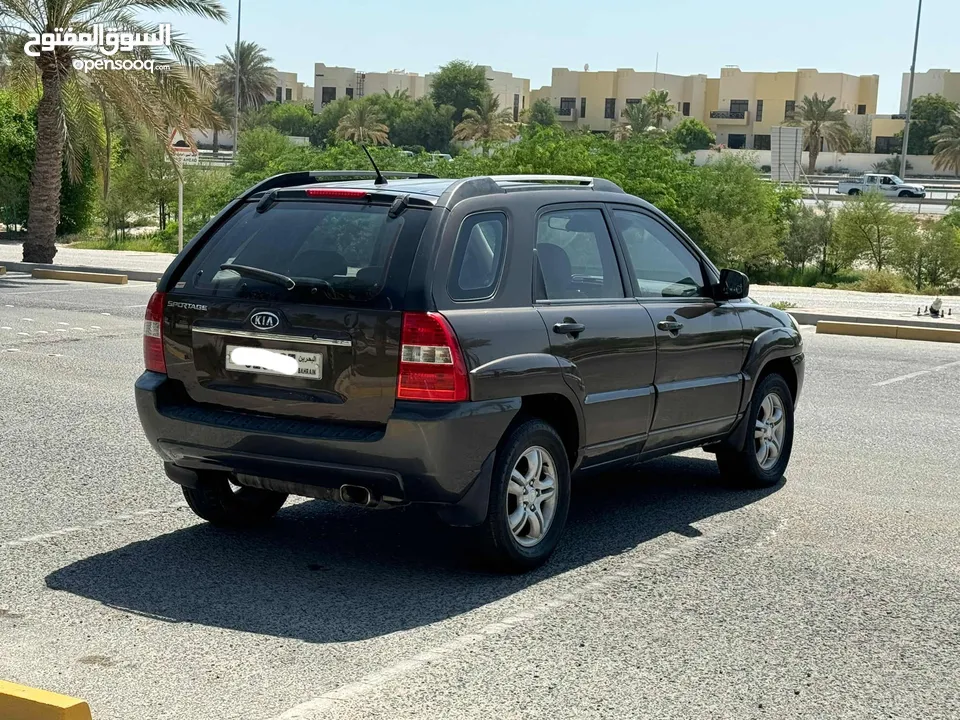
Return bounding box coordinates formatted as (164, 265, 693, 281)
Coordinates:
(897, 325, 960, 343)
(816, 321, 898, 339)
(31, 269, 127, 285)
(817, 321, 960, 343)
(0, 680, 92, 720)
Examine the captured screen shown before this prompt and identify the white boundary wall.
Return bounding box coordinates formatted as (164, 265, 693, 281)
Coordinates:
(693, 149, 958, 178)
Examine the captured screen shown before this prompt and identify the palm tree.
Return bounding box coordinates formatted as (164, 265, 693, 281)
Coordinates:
(216, 40, 274, 113)
(453, 93, 515, 153)
(644, 88, 676, 128)
(336, 102, 390, 145)
(614, 100, 655, 140)
(208, 91, 233, 153)
(789, 94, 853, 175)
(931, 111, 960, 175)
(1, 1, 226, 263)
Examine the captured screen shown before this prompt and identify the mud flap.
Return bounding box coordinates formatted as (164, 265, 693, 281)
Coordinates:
(434, 450, 496, 527)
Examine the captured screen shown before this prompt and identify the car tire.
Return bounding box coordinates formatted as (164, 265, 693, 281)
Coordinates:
(899, 190, 911, 198)
(182, 474, 288, 528)
(473, 419, 571, 573)
(849, 189, 861, 196)
(716, 373, 794, 489)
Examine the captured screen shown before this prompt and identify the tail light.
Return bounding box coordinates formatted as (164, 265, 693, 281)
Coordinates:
(397, 312, 469, 402)
(143, 291, 167, 373)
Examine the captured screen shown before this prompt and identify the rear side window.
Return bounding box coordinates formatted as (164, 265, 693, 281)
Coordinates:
(448, 212, 506, 301)
(183, 201, 428, 303)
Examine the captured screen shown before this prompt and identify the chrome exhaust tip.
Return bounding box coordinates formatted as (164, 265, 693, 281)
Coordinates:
(339, 484, 374, 507)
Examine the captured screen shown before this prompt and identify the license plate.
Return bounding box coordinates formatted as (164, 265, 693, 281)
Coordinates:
(225, 345, 322, 379)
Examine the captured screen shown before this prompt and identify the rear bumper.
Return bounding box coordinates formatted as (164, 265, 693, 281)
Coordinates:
(135, 372, 520, 520)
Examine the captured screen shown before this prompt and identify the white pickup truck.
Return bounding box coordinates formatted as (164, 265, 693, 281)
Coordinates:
(837, 173, 926, 198)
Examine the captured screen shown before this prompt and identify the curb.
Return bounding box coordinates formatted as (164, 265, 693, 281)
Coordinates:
(2, 262, 161, 283)
(817, 320, 960, 343)
(790, 311, 960, 332)
(0, 679, 92, 719)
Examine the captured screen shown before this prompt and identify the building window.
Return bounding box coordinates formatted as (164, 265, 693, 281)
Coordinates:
(875, 136, 898, 154)
(753, 134, 771, 150)
(345, 87, 354, 99)
(604, 98, 616, 119)
(580, 97, 586, 118)
(756, 100, 763, 122)
(321, 87, 337, 105)
(784, 100, 796, 121)
(514, 93, 520, 122)
(522, 96, 526, 109)
(275, 87, 283, 102)
(559, 97, 576, 116)
(729, 99, 748, 114)
(285, 88, 292, 102)
(728, 134, 747, 149)
(682, 101, 690, 117)
(857, 104, 867, 115)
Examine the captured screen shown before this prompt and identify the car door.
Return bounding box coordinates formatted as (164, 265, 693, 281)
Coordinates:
(609, 207, 744, 451)
(533, 204, 657, 469)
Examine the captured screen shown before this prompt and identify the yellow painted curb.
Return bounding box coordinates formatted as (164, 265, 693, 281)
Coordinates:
(0, 680, 92, 720)
(31, 269, 127, 285)
(817, 321, 960, 343)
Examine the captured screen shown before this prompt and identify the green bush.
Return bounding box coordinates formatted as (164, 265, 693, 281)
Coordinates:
(840, 270, 913, 294)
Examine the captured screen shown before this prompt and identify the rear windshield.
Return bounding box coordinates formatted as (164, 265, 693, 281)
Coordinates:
(181, 200, 429, 303)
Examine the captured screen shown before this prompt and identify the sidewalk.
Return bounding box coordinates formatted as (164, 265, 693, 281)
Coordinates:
(2, 243, 958, 329)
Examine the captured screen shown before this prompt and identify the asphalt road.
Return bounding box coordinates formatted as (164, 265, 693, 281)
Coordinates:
(1, 273, 959, 720)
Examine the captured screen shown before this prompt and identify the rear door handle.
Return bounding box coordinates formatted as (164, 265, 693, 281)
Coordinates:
(657, 320, 684, 333)
(553, 321, 586, 336)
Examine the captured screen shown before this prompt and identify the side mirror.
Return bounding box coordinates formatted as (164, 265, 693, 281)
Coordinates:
(716, 268, 749, 300)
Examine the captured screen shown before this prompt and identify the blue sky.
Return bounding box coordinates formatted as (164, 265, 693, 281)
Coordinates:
(145, 0, 956, 113)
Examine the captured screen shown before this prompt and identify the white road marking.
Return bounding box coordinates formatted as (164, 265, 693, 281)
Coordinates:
(55, 328, 68, 332)
(35, 330, 48, 335)
(20, 318, 33, 322)
(91, 325, 101, 329)
(16, 332, 29, 336)
(70, 327, 85, 331)
(57, 322, 70, 325)
(874, 359, 960, 387)
(270, 521, 769, 720)
(0, 327, 11, 330)
(0, 502, 188, 549)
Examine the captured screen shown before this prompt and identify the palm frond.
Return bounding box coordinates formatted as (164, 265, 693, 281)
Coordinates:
(61, 71, 106, 182)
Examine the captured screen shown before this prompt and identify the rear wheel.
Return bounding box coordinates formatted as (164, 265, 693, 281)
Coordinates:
(474, 419, 571, 573)
(849, 189, 861, 196)
(182, 473, 288, 528)
(716, 373, 794, 488)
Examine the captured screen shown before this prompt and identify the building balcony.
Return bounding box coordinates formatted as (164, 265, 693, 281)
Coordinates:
(709, 110, 750, 125)
(556, 107, 576, 121)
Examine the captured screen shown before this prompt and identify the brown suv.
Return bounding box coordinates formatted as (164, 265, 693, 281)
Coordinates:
(136, 171, 804, 572)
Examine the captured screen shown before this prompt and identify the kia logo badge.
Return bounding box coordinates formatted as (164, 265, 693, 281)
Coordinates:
(250, 311, 280, 330)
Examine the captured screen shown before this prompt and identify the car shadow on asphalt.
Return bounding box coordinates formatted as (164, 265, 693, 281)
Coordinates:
(45, 455, 782, 643)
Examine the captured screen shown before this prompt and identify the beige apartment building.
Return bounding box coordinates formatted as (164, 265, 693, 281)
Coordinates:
(269, 71, 311, 104)
(899, 69, 960, 111)
(313, 63, 530, 121)
(533, 65, 881, 152)
(706, 67, 878, 150)
(530, 67, 707, 132)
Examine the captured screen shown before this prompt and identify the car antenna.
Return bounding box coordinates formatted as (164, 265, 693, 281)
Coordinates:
(361, 144, 388, 186)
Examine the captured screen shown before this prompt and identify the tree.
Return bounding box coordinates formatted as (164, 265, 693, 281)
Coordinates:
(216, 41, 274, 114)
(644, 89, 676, 128)
(308, 97, 353, 146)
(336, 103, 390, 145)
(668, 118, 715, 152)
(781, 202, 833, 273)
(834, 191, 912, 272)
(872, 156, 912, 174)
(789, 94, 853, 174)
(614, 101, 655, 140)
(429, 60, 490, 123)
(266, 102, 314, 138)
(931, 110, 960, 176)
(896, 94, 960, 155)
(208, 91, 233, 153)
(848, 117, 873, 154)
(2, 0, 226, 263)
(390, 98, 455, 152)
(0, 90, 35, 229)
(453, 93, 515, 154)
(527, 99, 557, 128)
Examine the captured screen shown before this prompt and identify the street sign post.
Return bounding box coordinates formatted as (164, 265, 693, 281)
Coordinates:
(168, 130, 198, 253)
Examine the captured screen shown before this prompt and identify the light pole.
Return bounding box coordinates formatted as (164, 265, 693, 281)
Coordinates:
(899, 0, 922, 179)
(232, 0, 242, 160)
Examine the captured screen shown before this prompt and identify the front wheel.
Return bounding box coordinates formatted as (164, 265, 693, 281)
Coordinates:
(899, 190, 912, 198)
(716, 373, 794, 488)
(473, 419, 571, 573)
(182, 473, 288, 528)
(848, 189, 861, 196)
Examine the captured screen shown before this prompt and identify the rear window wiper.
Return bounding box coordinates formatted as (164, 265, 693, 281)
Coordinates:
(221, 263, 295, 290)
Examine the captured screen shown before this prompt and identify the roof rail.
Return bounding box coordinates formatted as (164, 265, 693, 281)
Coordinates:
(243, 170, 440, 197)
(307, 170, 439, 181)
(489, 175, 624, 193)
